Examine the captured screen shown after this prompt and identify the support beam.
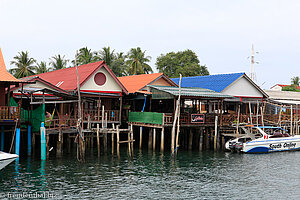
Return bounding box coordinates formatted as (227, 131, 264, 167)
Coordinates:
(148, 128, 153, 150)
(117, 125, 120, 158)
(97, 124, 100, 157)
(199, 129, 203, 151)
(1, 126, 4, 151)
(139, 127, 142, 149)
(188, 129, 193, 150)
(28, 125, 31, 156)
(160, 127, 164, 152)
(153, 128, 156, 151)
(40, 122, 46, 160)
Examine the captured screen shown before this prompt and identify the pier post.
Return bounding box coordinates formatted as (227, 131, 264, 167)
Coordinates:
(189, 129, 193, 151)
(139, 127, 142, 149)
(67, 133, 71, 153)
(130, 124, 134, 156)
(1, 126, 4, 151)
(221, 135, 225, 150)
(15, 127, 21, 158)
(57, 128, 63, 157)
(153, 128, 156, 151)
(148, 128, 152, 150)
(116, 125, 120, 158)
(32, 132, 35, 156)
(27, 125, 31, 156)
(205, 129, 209, 150)
(214, 116, 218, 151)
(160, 127, 164, 152)
(128, 131, 131, 156)
(199, 129, 203, 151)
(40, 122, 46, 161)
(97, 124, 100, 157)
(103, 131, 107, 153)
(111, 132, 114, 155)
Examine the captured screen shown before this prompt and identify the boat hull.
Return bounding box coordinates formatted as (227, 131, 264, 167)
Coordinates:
(243, 137, 300, 153)
(0, 152, 18, 170)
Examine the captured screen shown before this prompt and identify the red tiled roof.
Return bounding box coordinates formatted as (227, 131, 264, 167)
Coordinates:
(273, 84, 300, 90)
(0, 48, 20, 82)
(118, 73, 177, 94)
(23, 61, 128, 94)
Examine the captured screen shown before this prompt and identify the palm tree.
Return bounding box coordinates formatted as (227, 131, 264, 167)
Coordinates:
(49, 54, 69, 71)
(126, 47, 152, 75)
(73, 47, 98, 66)
(98, 46, 115, 66)
(291, 76, 300, 87)
(10, 51, 36, 78)
(110, 52, 127, 76)
(35, 61, 49, 74)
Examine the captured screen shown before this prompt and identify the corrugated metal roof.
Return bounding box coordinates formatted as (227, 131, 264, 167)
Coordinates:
(171, 73, 244, 92)
(148, 85, 233, 99)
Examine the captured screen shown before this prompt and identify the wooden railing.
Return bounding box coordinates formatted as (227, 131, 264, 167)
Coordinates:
(83, 109, 120, 122)
(0, 106, 20, 121)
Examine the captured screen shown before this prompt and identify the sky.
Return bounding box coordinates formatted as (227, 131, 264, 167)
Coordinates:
(1, 0, 300, 89)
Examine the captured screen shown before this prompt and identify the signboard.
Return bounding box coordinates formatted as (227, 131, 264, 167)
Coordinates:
(191, 114, 205, 123)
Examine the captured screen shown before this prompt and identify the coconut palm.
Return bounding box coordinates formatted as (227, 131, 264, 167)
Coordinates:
(110, 52, 127, 76)
(126, 47, 152, 75)
(98, 46, 115, 66)
(35, 61, 49, 74)
(49, 54, 69, 71)
(10, 51, 36, 78)
(291, 76, 300, 87)
(74, 47, 98, 66)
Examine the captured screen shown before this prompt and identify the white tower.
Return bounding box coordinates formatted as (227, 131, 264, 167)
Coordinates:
(249, 44, 259, 83)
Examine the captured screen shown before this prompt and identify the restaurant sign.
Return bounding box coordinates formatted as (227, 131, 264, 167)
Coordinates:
(191, 114, 205, 123)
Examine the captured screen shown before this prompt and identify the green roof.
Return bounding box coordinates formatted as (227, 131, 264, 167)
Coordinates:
(148, 85, 233, 99)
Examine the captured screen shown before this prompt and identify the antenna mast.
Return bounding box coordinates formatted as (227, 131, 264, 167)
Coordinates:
(250, 44, 258, 83)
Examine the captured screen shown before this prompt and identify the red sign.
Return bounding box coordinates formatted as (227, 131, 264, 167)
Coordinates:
(191, 114, 205, 123)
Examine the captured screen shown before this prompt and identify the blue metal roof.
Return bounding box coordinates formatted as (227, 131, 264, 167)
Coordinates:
(171, 73, 245, 92)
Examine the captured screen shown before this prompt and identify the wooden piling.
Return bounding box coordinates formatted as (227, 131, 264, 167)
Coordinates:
(153, 128, 156, 151)
(188, 129, 193, 150)
(214, 116, 218, 151)
(57, 128, 63, 157)
(139, 127, 143, 149)
(148, 128, 152, 150)
(205, 129, 209, 150)
(67, 133, 71, 153)
(117, 125, 120, 158)
(130, 124, 134, 156)
(97, 124, 100, 157)
(160, 127, 164, 152)
(199, 129, 203, 151)
(104, 130, 107, 153)
(112, 124, 115, 155)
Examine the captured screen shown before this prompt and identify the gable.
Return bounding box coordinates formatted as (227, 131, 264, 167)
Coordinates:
(222, 76, 263, 97)
(11, 80, 58, 95)
(80, 67, 122, 92)
(151, 77, 174, 86)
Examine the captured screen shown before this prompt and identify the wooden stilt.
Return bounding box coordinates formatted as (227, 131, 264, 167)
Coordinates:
(153, 128, 156, 151)
(112, 124, 115, 155)
(160, 127, 164, 152)
(214, 116, 218, 151)
(148, 128, 152, 150)
(117, 125, 120, 158)
(188, 129, 193, 150)
(139, 127, 142, 149)
(128, 131, 131, 155)
(205, 129, 209, 150)
(67, 133, 71, 153)
(57, 129, 63, 157)
(130, 124, 134, 156)
(97, 124, 100, 157)
(199, 129, 203, 151)
(32, 132, 35, 156)
(46, 134, 50, 159)
(104, 131, 107, 153)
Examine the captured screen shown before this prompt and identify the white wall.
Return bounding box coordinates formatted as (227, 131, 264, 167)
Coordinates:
(270, 85, 282, 91)
(80, 67, 122, 92)
(222, 76, 263, 97)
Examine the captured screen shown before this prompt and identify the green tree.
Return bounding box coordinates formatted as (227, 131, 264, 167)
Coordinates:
(126, 47, 153, 75)
(291, 76, 300, 87)
(98, 46, 115, 66)
(49, 54, 69, 71)
(10, 51, 36, 78)
(110, 52, 127, 77)
(156, 49, 209, 78)
(35, 61, 49, 74)
(73, 47, 99, 66)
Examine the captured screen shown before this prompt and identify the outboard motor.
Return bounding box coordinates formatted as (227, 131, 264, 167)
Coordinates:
(234, 142, 243, 152)
(228, 141, 237, 151)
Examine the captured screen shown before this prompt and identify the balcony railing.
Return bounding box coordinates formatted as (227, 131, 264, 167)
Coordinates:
(0, 106, 20, 121)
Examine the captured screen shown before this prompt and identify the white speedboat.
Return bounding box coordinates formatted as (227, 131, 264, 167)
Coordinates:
(0, 151, 18, 170)
(225, 126, 300, 153)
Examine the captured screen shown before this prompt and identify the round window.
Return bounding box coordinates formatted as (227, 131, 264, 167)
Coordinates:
(94, 72, 106, 86)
